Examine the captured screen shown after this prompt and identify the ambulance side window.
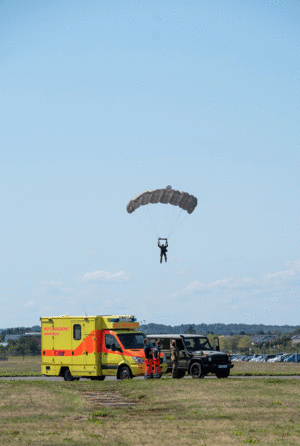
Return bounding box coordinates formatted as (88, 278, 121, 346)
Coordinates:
(73, 324, 81, 341)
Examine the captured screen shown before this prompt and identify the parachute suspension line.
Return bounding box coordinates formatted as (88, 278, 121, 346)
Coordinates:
(147, 208, 159, 239)
(167, 209, 183, 239)
(132, 211, 153, 234)
(168, 213, 189, 238)
(167, 204, 178, 236)
(164, 203, 168, 234)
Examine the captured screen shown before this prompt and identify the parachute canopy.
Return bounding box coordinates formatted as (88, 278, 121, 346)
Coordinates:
(126, 185, 197, 215)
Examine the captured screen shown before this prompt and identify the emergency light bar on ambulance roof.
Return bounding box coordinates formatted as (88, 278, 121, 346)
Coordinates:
(108, 316, 136, 323)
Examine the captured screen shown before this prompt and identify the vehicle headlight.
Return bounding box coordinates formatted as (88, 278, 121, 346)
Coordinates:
(133, 356, 144, 365)
(208, 356, 212, 362)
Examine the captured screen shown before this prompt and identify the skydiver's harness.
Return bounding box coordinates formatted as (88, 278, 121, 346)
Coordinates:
(158, 238, 168, 253)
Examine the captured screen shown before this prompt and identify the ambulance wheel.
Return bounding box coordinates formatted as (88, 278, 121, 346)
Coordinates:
(119, 365, 132, 380)
(64, 369, 74, 381)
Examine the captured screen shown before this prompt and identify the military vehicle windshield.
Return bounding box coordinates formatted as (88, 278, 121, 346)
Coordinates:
(118, 333, 153, 349)
(184, 337, 212, 351)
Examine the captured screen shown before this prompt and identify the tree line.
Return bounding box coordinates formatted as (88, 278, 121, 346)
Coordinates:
(0, 326, 41, 359)
(141, 322, 300, 336)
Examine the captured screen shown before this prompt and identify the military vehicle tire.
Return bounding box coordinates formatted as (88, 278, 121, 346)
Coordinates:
(190, 362, 205, 379)
(64, 369, 74, 381)
(119, 365, 132, 380)
(177, 370, 186, 379)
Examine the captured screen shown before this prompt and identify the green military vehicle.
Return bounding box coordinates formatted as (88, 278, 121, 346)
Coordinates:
(147, 334, 233, 379)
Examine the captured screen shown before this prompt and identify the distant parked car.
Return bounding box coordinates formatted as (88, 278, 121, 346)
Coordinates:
(231, 355, 242, 362)
(269, 355, 283, 363)
(273, 353, 290, 362)
(249, 355, 262, 362)
(263, 354, 277, 362)
(284, 354, 300, 363)
(282, 354, 294, 362)
(251, 355, 265, 362)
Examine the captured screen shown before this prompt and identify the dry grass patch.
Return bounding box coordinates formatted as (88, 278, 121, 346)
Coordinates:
(0, 356, 40, 376)
(231, 361, 300, 376)
(0, 377, 300, 445)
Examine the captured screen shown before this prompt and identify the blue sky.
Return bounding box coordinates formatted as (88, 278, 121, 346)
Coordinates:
(1, 0, 300, 328)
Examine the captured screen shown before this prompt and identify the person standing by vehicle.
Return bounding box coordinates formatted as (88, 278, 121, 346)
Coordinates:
(143, 338, 153, 379)
(153, 340, 161, 378)
(170, 339, 179, 378)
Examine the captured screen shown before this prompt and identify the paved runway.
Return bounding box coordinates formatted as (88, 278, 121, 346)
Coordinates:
(1, 375, 299, 381)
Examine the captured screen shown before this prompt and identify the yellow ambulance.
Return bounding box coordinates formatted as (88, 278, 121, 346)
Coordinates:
(41, 315, 167, 380)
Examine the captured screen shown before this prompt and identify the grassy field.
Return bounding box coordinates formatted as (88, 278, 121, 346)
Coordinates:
(0, 377, 299, 445)
(0, 356, 41, 376)
(231, 361, 300, 376)
(1, 356, 300, 377)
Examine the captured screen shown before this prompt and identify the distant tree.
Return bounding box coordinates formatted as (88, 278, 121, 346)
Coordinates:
(26, 339, 40, 355)
(238, 336, 252, 354)
(257, 330, 264, 335)
(219, 337, 231, 351)
(278, 333, 291, 348)
(14, 343, 26, 360)
(292, 327, 300, 336)
(206, 333, 215, 347)
(227, 335, 242, 353)
(185, 325, 196, 334)
(239, 331, 246, 335)
(0, 345, 8, 358)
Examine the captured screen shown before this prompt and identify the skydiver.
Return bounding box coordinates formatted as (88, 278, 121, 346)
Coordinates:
(158, 238, 168, 264)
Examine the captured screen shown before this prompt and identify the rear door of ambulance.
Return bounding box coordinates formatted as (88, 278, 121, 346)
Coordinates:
(42, 317, 71, 373)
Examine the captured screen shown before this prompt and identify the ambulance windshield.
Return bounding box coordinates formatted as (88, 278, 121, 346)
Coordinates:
(118, 333, 153, 350)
